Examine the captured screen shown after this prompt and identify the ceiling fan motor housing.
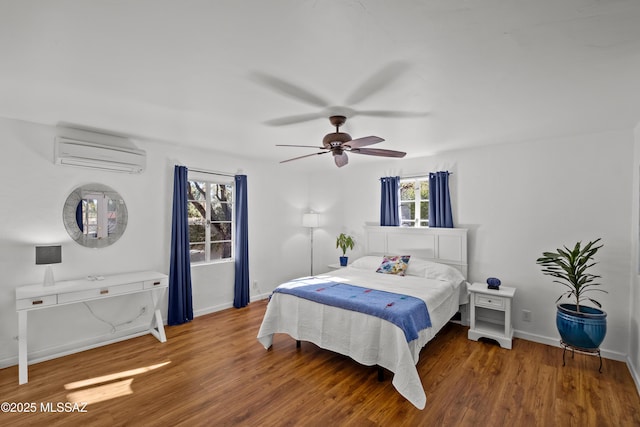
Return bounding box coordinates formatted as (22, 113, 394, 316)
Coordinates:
(323, 132, 351, 148)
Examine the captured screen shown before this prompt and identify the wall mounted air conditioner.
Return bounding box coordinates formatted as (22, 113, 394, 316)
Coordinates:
(54, 126, 146, 173)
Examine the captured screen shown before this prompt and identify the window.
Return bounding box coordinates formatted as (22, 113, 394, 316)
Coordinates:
(399, 177, 429, 227)
(186, 179, 234, 264)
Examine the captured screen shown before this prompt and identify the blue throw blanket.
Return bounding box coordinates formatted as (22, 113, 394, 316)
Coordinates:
(273, 280, 431, 342)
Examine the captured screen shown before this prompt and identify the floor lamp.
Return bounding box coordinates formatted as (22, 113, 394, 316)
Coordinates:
(302, 213, 319, 276)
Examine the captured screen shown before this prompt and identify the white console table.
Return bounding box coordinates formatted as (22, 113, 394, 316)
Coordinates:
(16, 271, 168, 385)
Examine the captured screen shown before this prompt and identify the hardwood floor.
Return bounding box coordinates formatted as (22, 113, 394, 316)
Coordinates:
(1, 300, 639, 426)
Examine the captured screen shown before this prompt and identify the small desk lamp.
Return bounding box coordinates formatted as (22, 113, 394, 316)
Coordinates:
(35, 245, 62, 287)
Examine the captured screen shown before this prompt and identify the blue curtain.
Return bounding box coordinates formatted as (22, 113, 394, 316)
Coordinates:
(234, 175, 250, 308)
(429, 171, 454, 228)
(168, 165, 193, 325)
(75, 202, 84, 232)
(380, 176, 400, 226)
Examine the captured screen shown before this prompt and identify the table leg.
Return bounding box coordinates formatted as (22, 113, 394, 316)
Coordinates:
(18, 311, 28, 385)
(149, 288, 167, 343)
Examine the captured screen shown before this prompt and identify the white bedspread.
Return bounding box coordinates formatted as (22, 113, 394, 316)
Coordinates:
(256, 268, 464, 409)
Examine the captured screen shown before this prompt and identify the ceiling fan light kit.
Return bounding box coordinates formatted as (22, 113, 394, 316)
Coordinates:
(277, 116, 407, 167)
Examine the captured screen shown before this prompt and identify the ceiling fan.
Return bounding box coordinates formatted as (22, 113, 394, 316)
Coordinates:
(250, 61, 428, 126)
(277, 115, 406, 167)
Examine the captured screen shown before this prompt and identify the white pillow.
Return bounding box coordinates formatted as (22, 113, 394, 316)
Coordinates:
(349, 256, 384, 271)
(406, 258, 465, 283)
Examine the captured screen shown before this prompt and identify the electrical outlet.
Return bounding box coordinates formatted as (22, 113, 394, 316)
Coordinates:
(522, 309, 532, 322)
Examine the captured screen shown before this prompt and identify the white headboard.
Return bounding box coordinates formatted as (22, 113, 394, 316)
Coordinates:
(364, 226, 468, 278)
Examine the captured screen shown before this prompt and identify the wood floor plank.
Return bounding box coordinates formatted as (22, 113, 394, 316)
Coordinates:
(1, 300, 639, 426)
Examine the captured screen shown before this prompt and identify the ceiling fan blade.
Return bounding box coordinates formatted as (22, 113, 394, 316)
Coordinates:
(276, 144, 325, 149)
(280, 151, 329, 164)
(264, 112, 326, 126)
(344, 61, 410, 105)
(344, 136, 384, 149)
(250, 72, 330, 108)
(352, 110, 428, 118)
(350, 148, 407, 158)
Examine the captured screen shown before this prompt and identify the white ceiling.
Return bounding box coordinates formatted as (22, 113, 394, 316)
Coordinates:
(2, 0, 640, 170)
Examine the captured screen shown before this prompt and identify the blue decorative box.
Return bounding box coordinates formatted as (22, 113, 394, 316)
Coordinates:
(487, 277, 501, 290)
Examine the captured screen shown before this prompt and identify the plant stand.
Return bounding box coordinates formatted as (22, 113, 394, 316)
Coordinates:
(560, 340, 602, 373)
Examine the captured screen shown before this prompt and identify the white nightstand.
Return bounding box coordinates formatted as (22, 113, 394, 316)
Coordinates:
(327, 263, 349, 270)
(467, 282, 516, 349)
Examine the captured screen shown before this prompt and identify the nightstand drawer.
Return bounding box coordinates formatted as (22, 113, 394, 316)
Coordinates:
(58, 281, 144, 303)
(475, 293, 505, 309)
(144, 277, 168, 289)
(17, 294, 57, 310)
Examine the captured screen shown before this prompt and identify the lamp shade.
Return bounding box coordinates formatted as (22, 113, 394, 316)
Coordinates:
(302, 213, 319, 228)
(35, 245, 62, 265)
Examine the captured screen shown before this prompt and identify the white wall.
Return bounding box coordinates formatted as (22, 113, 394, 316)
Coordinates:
(0, 117, 311, 366)
(309, 129, 634, 359)
(630, 122, 640, 388)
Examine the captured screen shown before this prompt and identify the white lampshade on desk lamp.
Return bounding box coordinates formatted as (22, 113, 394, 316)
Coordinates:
(35, 245, 62, 287)
(302, 213, 320, 276)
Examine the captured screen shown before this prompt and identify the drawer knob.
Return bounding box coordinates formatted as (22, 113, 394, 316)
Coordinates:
(100, 289, 109, 295)
(153, 281, 160, 286)
(32, 300, 43, 305)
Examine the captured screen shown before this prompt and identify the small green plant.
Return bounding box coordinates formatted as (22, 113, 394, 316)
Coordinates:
(336, 233, 355, 255)
(536, 238, 606, 312)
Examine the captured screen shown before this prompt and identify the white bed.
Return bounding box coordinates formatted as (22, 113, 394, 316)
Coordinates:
(257, 226, 469, 409)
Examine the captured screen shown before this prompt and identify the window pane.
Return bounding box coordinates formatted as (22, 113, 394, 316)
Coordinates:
(222, 184, 233, 203)
(188, 201, 206, 220)
(189, 243, 205, 262)
(211, 184, 232, 203)
(188, 200, 206, 243)
(188, 181, 206, 201)
(420, 181, 429, 199)
(210, 242, 232, 260)
(420, 220, 429, 227)
(211, 201, 232, 221)
(210, 222, 232, 241)
(400, 202, 414, 220)
(420, 201, 429, 220)
(400, 182, 414, 201)
(189, 222, 206, 244)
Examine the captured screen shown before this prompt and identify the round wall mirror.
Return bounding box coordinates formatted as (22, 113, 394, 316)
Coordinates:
(63, 183, 128, 248)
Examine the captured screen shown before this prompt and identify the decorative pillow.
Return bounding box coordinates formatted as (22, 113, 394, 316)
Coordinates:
(376, 255, 411, 276)
(406, 258, 465, 283)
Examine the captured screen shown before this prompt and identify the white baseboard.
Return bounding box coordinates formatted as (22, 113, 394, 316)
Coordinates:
(251, 292, 270, 302)
(627, 356, 640, 397)
(513, 329, 627, 362)
(192, 293, 270, 318)
(0, 324, 157, 371)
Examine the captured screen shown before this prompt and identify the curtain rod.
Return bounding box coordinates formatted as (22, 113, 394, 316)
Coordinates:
(399, 172, 453, 179)
(188, 167, 239, 178)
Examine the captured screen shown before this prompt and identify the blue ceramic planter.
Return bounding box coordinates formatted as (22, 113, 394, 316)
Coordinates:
(339, 256, 348, 267)
(556, 303, 607, 350)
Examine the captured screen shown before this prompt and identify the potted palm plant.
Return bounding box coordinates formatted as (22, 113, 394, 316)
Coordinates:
(536, 238, 607, 350)
(336, 233, 355, 266)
